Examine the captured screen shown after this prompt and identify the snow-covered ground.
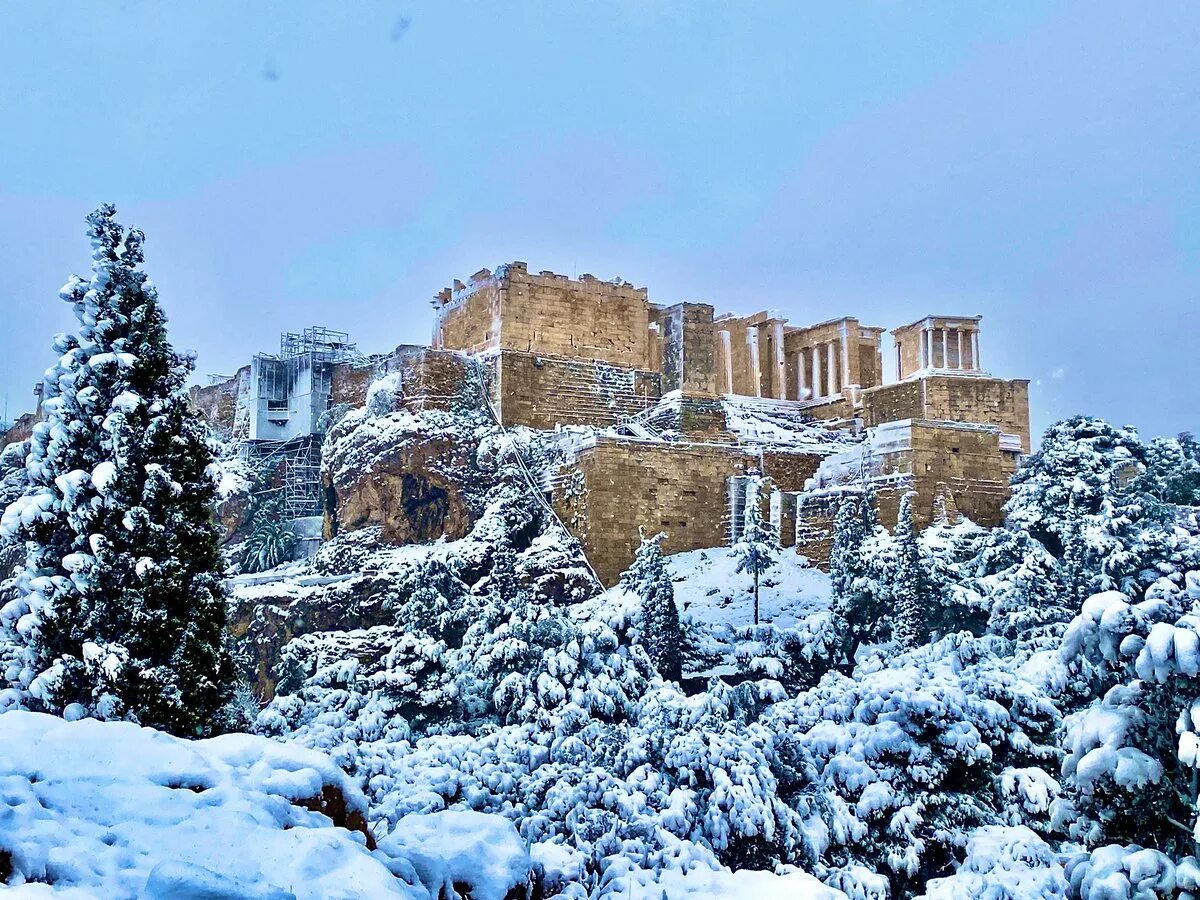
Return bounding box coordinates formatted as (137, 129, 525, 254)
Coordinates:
(666, 546, 831, 630)
(0, 711, 414, 899)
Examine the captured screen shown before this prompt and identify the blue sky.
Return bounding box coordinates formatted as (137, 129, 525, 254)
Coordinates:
(1, 1, 1196, 439)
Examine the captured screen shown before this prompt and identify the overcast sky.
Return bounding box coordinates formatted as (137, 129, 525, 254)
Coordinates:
(1, 1, 1196, 440)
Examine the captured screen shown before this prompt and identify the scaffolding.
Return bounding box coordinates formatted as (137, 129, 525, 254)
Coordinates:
(240, 435, 324, 519)
(280, 326, 360, 363)
(235, 325, 363, 524)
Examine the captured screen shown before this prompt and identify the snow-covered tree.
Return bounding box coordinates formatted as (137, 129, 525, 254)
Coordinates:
(981, 528, 1071, 645)
(919, 516, 990, 639)
(1141, 433, 1200, 507)
(767, 633, 1061, 898)
(1056, 573, 1200, 860)
(733, 474, 778, 626)
(622, 532, 683, 682)
(893, 491, 930, 649)
(0, 205, 231, 735)
(828, 492, 881, 670)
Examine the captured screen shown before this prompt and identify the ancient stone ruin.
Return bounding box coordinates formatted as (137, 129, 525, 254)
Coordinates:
(180, 262, 1028, 584)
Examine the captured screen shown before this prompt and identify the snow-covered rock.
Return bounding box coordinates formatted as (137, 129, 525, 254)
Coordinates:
(0, 711, 419, 899)
(377, 811, 533, 900)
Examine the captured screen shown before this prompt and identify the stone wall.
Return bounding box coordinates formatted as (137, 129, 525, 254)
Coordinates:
(861, 375, 1031, 452)
(434, 262, 656, 370)
(660, 303, 719, 395)
(188, 365, 251, 438)
(1, 412, 37, 449)
(552, 438, 825, 584)
(553, 438, 757, 585)
(494, 350, 660, 430)
(431, 270, 503, 355)
(894, 421, 1017, 529)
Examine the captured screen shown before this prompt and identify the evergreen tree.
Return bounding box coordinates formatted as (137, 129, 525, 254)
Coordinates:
(0, 205, 231, 735)
(828, 494, 867, 670)
(829, 494, 867, 613)
(732, 473, 778, 626)
(623, 532, 683, 681)
(1058, 495, 1096, 618)
(891, 491, 928, 649)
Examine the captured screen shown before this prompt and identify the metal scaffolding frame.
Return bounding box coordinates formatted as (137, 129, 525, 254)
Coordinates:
(240, 434, 324, 519)
(279, 326, 360, 363)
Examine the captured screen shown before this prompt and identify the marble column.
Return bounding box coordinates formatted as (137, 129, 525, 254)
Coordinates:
(747, 329, 761, 397)
(811, 344, 822, 398)
(718, 330, 733, 393)
(797, 348, 808, 399)
(826, 341, 837, 396)
(773, 322, 787, 400)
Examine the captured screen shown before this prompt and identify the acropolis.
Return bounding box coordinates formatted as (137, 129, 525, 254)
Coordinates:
(172, 261, 1031, 584)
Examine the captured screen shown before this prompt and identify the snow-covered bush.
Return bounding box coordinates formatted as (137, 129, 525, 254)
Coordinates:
(1065, 844, 1200, 900)
(918, 825, 1067, 900)
(765, 634, 1061, 897)
(1056, 573, 1200, 858)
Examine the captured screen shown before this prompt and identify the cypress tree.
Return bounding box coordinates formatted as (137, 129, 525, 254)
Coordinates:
(0, 205, 231, 735)
(892, 490, 928, 650)
(733, 474, 779, 626)
(624, 532, 683, 681)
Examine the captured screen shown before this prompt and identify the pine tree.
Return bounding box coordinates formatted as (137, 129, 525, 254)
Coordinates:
(892, 490, 928, 649)
(733, 473, 778, 626)
(0, 205, 231, 735)
(623, 532, 683, 681)
(827, 493, 873, 670)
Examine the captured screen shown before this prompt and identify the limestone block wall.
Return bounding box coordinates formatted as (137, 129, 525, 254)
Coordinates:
(860, 375, 1031, 452)
(435, 262, 655, 370)
(552, 438, 825, 584)
(897, 421, 1017, 528)
(553, 438, 760, 585)
(659, 303, 719, 395)
(368, 348, 482, 413)
(432, 270, 503, 355)
(494, 350, 661, 430)
(1, 412, 37, 449)
(188, 365, 252, 438)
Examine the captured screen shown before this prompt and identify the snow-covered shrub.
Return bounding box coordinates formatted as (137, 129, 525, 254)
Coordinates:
(1056, 573, 1200, 858)
(764, 634, 1061, 897)
(918, 825, 1067, 900)
(1065, 844, 1200, 900)
(376, 810, 535, 900)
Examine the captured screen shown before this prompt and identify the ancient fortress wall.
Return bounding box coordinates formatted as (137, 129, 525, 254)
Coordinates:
(165, 259, 1036, 584)
(861, 376, 1032, 453)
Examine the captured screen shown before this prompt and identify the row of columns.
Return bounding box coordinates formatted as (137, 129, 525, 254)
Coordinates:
(919, 327, 980, 371)
(794, 335, 849, 401)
